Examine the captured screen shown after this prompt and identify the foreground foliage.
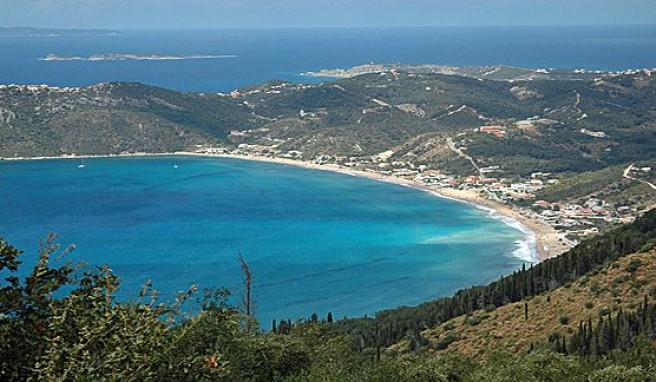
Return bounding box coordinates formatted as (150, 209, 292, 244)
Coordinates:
(0, 236, 313, 380)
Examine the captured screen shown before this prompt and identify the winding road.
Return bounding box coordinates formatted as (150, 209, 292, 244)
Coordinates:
(623, 164, 656, 191)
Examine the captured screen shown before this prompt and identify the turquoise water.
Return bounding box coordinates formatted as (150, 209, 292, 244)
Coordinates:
(0, 157, 528, 325)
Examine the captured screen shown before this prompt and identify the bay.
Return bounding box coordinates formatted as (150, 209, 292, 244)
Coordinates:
(0, 156, 528, 325)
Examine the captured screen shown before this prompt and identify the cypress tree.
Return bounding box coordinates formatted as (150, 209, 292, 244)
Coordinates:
(375, 320, 381, 361)
(524, 302, 529, 321)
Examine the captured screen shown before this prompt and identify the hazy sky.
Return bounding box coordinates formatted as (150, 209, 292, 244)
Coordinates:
(1, 0, 655, 29)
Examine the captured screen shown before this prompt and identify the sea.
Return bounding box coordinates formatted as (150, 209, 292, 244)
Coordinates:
(1, 25, 654, 324)
(0, 26, 655, 93)
(0, 156, 529, 325)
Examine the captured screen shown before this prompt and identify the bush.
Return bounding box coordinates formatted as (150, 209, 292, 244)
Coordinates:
(612, 275, 629, 286)
(548, 332, 562, 342)
(625, 259, 643, 273)
(443, 322, 456, 331)
(466, 316, 483, 326)
(560, 315, 570, 325)
(599, 308, 611, 317)
(589, 365, 648, 381)
(639, 241, 656, 253)
(434, 334, 460, 350)
(0, 235, 310, 381)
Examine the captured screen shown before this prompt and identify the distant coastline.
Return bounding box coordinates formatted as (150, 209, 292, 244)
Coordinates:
(302, 63, 655, 82)
(1, 151, 565, 263)
(40, 53, 237, 62)
(0, 27, 119, 37)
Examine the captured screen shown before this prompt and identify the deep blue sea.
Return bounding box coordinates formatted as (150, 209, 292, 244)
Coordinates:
(0, 26, 655, 92)
(0, 157, 529, 324)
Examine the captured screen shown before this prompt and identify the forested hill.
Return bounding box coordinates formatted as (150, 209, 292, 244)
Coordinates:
(0, 82, 257, 156)
(1, 67, 655, 179)
(411, 247, 656, 357)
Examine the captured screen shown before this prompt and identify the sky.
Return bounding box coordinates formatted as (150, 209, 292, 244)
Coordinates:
(1, 0, 655, 30)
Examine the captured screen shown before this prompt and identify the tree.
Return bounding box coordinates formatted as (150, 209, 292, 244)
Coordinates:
(238, 252, 254, 318)
(525, 302, 529, 321)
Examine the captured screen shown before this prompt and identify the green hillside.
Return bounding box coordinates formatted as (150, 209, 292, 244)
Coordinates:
(0, 82, 260, 157)
(2, 68, 655, 178)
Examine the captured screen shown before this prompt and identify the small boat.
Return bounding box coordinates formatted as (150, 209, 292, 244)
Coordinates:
(78, 159, 86, 168)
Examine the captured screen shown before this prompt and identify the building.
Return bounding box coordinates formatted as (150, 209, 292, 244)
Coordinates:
(479, 126, 507, 138)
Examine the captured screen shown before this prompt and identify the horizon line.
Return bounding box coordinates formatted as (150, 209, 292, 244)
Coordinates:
(2, 23, 656, 32)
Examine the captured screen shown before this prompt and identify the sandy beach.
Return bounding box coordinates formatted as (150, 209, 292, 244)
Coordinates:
(2, 151, 568, 261)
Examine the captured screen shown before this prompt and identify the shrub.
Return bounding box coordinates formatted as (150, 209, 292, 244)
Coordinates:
(639, 241, 656, 253)
(443, 322, 456, 331)
(466, 316, 483, 326)
(612, 275, 629, 286)
(548, 332, 562, 342)
(0, 235, 308, 381)
(625, 259, 643, 273)
(434, 334, 460, 350)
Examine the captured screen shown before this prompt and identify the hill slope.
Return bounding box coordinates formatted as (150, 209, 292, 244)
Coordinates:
(0, 82, 259, 157)
(406, 248, 656, 356)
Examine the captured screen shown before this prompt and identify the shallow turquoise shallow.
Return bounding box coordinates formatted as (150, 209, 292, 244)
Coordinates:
(0, 157, 528, 325)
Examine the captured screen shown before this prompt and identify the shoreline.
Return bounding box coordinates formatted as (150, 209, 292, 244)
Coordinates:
(1, 151, 568, 261)
(198, 153, 563, 262)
